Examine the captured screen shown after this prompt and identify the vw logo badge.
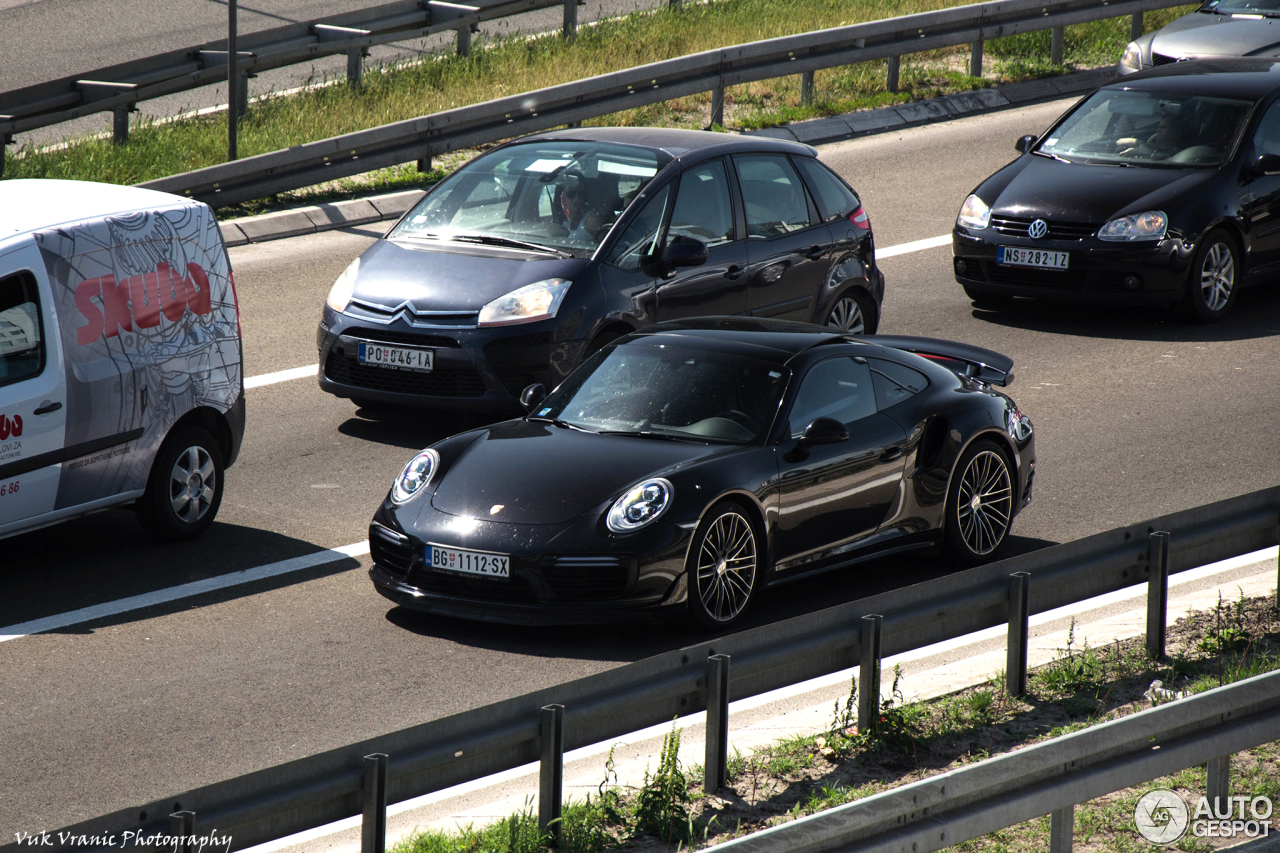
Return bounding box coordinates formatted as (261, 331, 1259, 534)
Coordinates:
(1027, 219, 1048, 239)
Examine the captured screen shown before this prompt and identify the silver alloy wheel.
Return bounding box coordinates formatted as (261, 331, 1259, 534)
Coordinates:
(825, 296, 866, 334)
(168, 445, 217, 524)
(696, 510, 757, 623)
(955, 449, 1013, 557)
(1199, 241, 1235, 313)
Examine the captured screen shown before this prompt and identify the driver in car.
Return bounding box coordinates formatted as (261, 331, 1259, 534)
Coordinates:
(552, 174, 604, 243)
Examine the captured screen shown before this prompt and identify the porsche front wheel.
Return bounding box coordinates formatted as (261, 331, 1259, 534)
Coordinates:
(687, 502, 760, 630)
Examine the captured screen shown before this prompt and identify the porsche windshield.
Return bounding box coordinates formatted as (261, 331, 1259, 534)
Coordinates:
(1036, 90, 1253, 167)
(391, 140, 668, 257)
(533, 344, 790, 444)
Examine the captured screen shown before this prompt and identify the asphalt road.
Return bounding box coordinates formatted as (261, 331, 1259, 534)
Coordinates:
(3, 98, 1280, 837)
(1, 0, 668, 149)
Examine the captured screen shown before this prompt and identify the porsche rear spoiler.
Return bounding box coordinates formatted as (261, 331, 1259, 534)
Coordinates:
(864, 335, 1015, 387)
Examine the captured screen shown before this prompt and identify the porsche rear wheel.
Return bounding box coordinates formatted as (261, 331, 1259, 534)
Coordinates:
(688, 502, 759, 630)
(945, 440, 1013, 566)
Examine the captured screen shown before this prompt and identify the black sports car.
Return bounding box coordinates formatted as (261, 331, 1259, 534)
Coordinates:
(368, 318, 1035, 629)
(318, 127, 883, 413)
(953, 59, 1280, 322)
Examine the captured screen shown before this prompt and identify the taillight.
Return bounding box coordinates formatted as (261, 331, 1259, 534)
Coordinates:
(849, 206, 871, 230)
(229, 271, 243, 338)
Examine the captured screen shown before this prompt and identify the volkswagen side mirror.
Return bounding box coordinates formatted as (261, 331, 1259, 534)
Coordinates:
(520, 383, 546, 413)
(1015, 135, 1037, 154)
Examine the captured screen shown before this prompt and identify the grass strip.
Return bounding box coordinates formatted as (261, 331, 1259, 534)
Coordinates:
(390, 591, 1280, 853)
(4, 0, 1195, 213)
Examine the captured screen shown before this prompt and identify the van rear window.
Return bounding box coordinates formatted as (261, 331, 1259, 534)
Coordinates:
(0, 271, 44, 387)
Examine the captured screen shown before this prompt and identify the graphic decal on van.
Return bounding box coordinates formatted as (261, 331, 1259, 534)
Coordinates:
(36, 204, 241, 510)
(0, 414, 22, 440)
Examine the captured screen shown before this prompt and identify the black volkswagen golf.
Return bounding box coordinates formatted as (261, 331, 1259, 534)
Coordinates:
(953, 59, 1280, 322)
(318, 128, 883, 411)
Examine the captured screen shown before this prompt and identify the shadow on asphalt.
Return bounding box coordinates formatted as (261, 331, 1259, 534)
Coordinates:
(968, 281, 1280, 343)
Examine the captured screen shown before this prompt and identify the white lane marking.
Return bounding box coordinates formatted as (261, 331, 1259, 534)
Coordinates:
(876, 233, 952, 258)
(0, 541, 370, 643)
(245, 363, 318, 389)
(238, 234, 951, 392)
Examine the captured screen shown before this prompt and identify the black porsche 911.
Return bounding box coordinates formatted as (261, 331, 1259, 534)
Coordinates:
(953, 59, 1280, 322)
(368, 318, 1035, 630)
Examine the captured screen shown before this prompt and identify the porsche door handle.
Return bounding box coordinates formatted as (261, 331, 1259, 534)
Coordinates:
(880, 446, 903, 463)
(33, 401, 63, 415)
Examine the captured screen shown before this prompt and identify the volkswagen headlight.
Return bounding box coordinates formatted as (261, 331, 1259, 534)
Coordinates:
(1098, 211, 1167, 242)
(957, 194, 992, 230)
(477, 279, 572, 327)
(391, 449, 441, 504)
(606, 478, 673, 533)
(326, 257, 360, 313)
(1120, 41, 1143, 71)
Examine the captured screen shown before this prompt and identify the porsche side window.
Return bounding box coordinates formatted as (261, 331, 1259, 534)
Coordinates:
(869, 358, 929, 410)
(794, 158, 858, 223)
(607, 183, 673, 271)
(734, 155, 813, 239)
(0, 271, 44, 388)
(667, 160, 735, 247)
(788, 357, 876, 439)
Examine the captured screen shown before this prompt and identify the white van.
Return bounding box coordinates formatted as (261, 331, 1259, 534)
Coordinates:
(0, 180, 244, 540)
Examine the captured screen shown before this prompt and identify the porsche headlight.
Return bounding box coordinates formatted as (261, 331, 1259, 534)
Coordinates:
(391, 449, 440, 504)
(477, 279, 572, 327)
(326, 257, 360, 313)
(957, 194, 992, 230)
(606, 478, 673, 533)
(1120, 41, 1143, 71)
(1098, 210, 1167, 242)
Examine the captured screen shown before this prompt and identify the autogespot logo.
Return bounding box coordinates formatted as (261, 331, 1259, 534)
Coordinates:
(1135, 789, 1275, 844)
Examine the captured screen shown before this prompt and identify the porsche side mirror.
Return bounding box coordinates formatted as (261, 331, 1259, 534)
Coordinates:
(663, 235, 708, 268)
(520, 383, 546, 413)
(1015, 135, 1037, 154)
(798, 417, 849, 450)
(1252, 153, 1280, 176)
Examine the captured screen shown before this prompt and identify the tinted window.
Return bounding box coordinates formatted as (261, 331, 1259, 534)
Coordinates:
(788, 357, 875, 438)
(794, 158, 858, 223)
(668, 160, 735, 247)
(0, 272, 44, 388)
(1252, 101, 1280, 157)
(606, 183, 674, 271)
(735, 154, 812, 238)
(870, 358, 929, 410)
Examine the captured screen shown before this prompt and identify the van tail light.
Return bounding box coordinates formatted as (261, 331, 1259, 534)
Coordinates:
(849, 206, 871, 230)
(229, 271, 243, 339)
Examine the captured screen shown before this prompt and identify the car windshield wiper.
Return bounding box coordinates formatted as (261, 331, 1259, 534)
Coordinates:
(527, 415, 593, 432)
(435, 233, 570, 258)
(596, 428, 684, 441)
(1032, 150, 1072, 164)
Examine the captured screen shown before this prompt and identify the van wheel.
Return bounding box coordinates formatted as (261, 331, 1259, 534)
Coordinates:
(137, 427, 225, 541)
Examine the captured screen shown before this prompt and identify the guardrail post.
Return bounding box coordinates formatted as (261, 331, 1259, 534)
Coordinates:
(1131, 12, 1144, 40)
(170, 810, 195, 853)
(1147, 531, 1170, 659)
(347, 49, 367, 89)
(704, 653, 730, 793)
(858, 614, 883, 733)
(228, 0, 238, 161)
(417, 156, 432, 174)
(1207, 755, 1231, 816)
(1007, 571, 1030, 697)
(563, 0, 577, 37)
(709, 86, 725, 127)
(457, 25, 472, 57)
(1050, 26, 1065, 65)
(886, 56, 900, 93)
(969, 41, 983, 78)
(0, 135, 10, 180)
(1049, 805, 1073, 852)
(113, 107, 130, 144)
(539, 704, 564, 841)
(800, 71, 814, 106)
(1274, 512, 1278, 614)
(362, 753, 388, 853)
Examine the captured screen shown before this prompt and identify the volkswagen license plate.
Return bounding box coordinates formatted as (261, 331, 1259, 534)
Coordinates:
(358, 342, 434, 372)
(997, 246, 1069, 270)
(428, 544, 510, 578)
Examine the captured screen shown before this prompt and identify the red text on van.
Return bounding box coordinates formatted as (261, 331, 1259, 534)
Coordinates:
(75, 262, 213, 346)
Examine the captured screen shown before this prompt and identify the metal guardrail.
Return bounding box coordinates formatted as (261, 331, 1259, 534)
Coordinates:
(11, 485, 1277, 853)
(121, 0, 1193, 208)
(707, 667, 1280, 853)
(0, 0, 571, 141)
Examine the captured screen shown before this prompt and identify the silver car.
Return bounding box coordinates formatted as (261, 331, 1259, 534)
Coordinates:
(1120, 0, 1280, 73)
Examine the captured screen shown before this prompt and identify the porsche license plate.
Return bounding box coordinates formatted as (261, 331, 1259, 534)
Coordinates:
(997, 246, 1069, 270)
(428, 544, 510, 578)
(358, 342, 434, 371)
